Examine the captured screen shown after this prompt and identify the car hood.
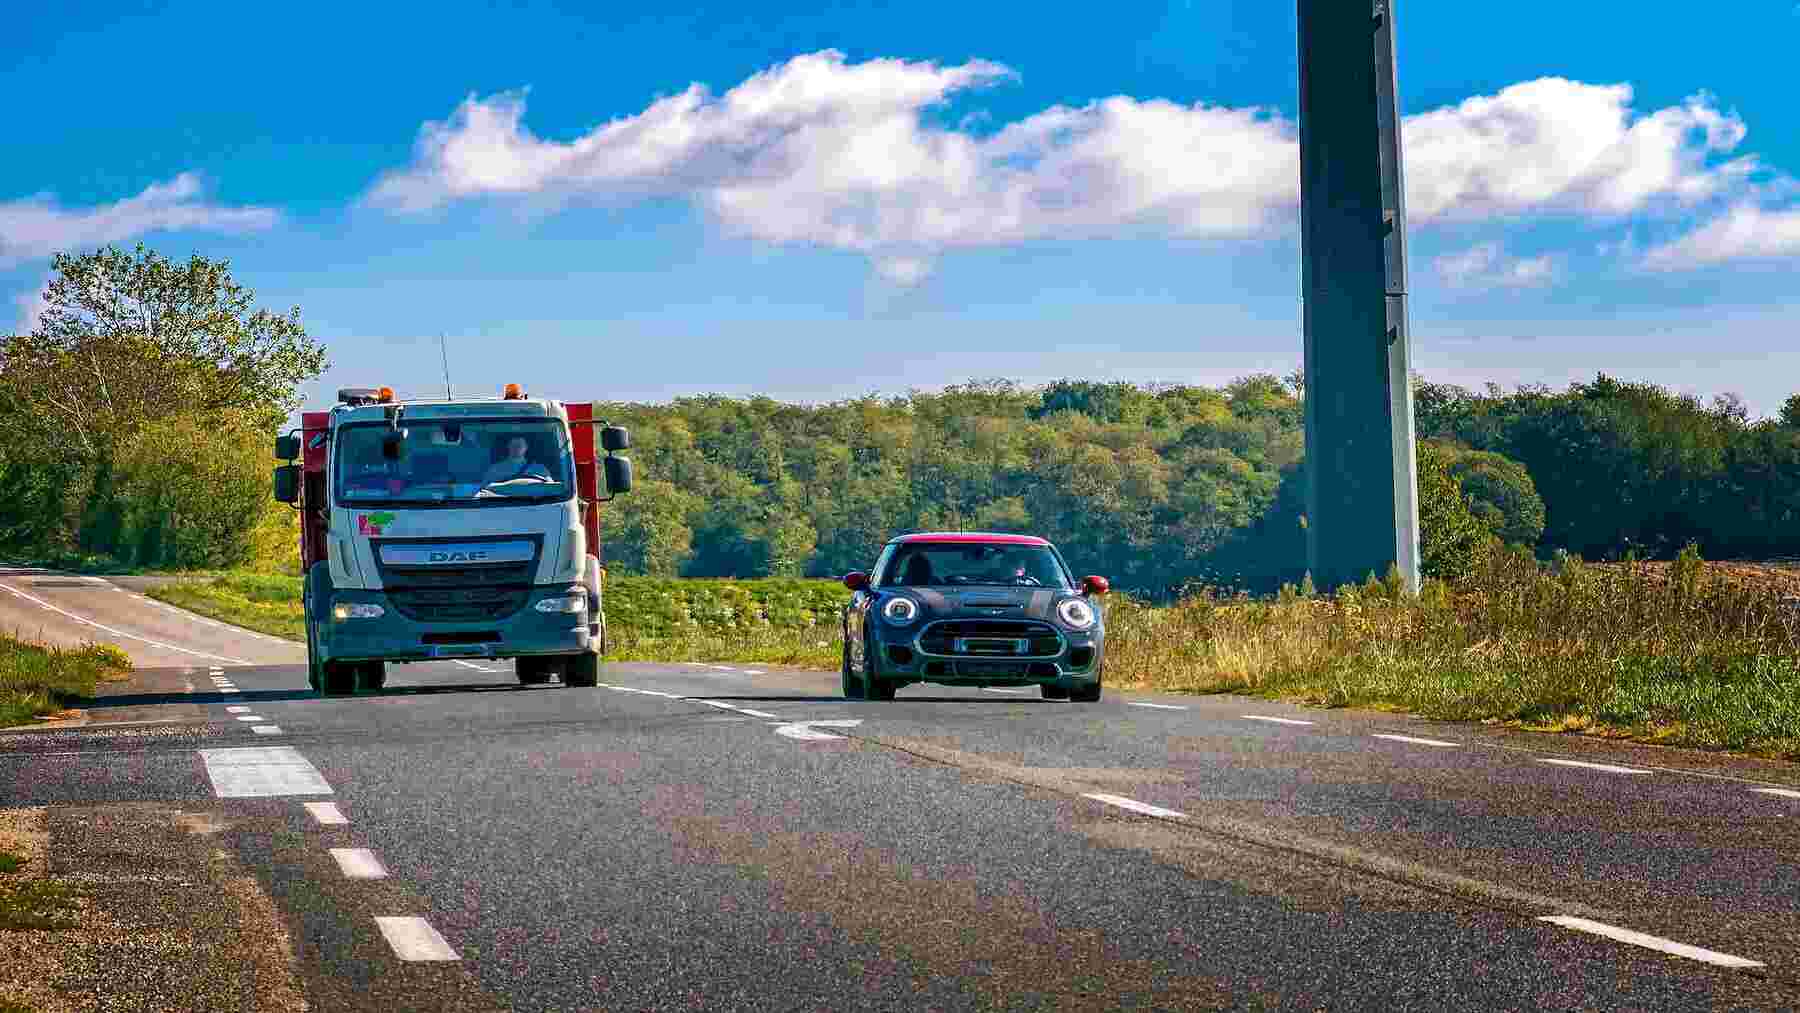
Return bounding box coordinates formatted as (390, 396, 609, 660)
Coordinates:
(905, 586, 1069, 621)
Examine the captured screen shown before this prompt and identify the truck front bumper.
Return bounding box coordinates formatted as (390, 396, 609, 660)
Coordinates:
(316, 584, 592, 664)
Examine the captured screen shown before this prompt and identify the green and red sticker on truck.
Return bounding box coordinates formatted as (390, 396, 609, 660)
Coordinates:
(357, 512, 397, 536)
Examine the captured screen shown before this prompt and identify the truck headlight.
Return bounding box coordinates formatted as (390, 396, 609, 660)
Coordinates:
(1056, 598, 1096, 630)
(882, 596, 918, 625)
(535, 592, 588, 614)
(333, 602, 385, 621)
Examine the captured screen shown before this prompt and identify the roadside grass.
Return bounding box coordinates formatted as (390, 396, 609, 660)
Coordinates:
(0, 847, 77, 934)
(148, 552, 1800, 759)
(0, 638, 133, 729)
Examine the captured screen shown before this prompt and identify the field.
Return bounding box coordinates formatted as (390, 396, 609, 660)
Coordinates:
(148, 552, 1800, 759)
(0, 637, 133, 729)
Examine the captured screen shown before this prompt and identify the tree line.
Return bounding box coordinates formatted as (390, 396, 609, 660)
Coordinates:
(5, 244, 1795, 589)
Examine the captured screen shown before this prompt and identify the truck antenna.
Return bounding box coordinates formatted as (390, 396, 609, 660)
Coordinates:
(439, 333, 453, 400)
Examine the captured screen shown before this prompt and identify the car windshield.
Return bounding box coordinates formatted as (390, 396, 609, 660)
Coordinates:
(334, 418, 573, 507)
(880, 543, 1071, 589)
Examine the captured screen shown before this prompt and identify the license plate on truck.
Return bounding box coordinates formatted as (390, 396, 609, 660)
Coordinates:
(430, 644, 493, 658)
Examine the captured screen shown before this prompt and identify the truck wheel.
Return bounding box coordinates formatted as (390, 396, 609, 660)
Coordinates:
(356, 662, 386, 693)
(564, 650, 600, 688)
(305, 621, 323, 693)
(516, 657, 554, 686)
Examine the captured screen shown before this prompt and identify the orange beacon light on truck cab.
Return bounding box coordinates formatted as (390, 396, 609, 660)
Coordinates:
(503, 383, 525, 400)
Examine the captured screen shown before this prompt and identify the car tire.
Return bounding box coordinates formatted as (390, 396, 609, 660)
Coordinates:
(564, 650, 600, 688)
(841, 639, 866, 700)
(516, 657, 554, 686)
(862, 633, 897, 702)
(1041, 684, 1070, 700)
(1069, 665, 1103, 703)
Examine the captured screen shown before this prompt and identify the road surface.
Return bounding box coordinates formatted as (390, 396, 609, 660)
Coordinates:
(3, 565, 1798, 1011)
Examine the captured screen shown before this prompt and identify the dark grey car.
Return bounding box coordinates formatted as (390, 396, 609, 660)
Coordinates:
(840, 533, 1111, 702)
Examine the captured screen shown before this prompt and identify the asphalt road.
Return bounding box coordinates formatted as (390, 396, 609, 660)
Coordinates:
(4, 565, 1800, 1011)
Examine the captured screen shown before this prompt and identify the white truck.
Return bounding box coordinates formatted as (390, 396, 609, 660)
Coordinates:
(274, 384, 632, 695)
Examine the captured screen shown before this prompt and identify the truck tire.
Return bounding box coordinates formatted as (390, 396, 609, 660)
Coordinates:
(356, 662, 386, 693)
(516, 657, 554, 685)
(321, 660, 358, 696)
(564, 650, 600, 688)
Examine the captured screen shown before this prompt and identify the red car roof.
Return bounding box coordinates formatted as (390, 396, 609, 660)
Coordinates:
(890, 532, 1051, 546)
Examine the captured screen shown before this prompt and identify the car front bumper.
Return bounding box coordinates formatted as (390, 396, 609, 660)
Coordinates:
(868, 620, 1104, 689)
(315, 584, 593, 664)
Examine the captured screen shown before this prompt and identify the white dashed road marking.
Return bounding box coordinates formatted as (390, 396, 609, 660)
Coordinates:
(1083, 793, 1188, 820)
(1372, 734, 1460, 748)
(1537, 758, 1651, 775)
(305, 802, 349, 826)
(329, 848, 389, 879)
(1751, 788, 1800, 799)
(375, 917, 461, 962)
(1127, 702, 1188, 711)
(775, 719, 862, 742)
(1538, 916, 1763, 968)
(1243, 715, 1315, 726)
(693, 699, 782, 720)
(251, 725, 283, 735)
(225, 706, 251, 714)
(199, 747, 333, 798)
(234, 715, 264, 722)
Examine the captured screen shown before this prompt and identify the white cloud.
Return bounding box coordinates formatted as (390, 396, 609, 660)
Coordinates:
(1403, 80, 1758, 222)
(11, 280, 48, 334)
(369, 53, 1792, 279)
(1640, 203, 1800, 270)
(1435, 242, 1558, 290)
(0, 172, 278, 267)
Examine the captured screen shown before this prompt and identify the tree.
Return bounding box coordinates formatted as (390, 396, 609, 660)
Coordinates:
(604, 479, 699, 576)
(1416, 444, 1495, 581)
(1781, 394, 1800, 429)
(1430, 443, 1547, 548)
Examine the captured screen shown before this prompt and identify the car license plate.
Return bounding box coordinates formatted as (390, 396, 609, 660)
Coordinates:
(956, 637, 1029, 655)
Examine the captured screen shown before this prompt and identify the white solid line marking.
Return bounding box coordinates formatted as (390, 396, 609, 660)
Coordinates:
(735, 708, 780, 719)
(1538, 916, 1764, 968)
(1128, 702, 1188, 711)
(234, 715, 264, 722)
(305, 802, 348, 826)
(1243, 715, 1314, 726)
(199, 746, 332, 798)
(251, 725, 283, 735)
(219, 688, 240, 694)
(225, 706, 252, 714)
(744, 670, 765, 675)
(1083, 793, 1188, 820)
(981, 687, 1030, 695)
(375, 916, 460, 961)
(1751, 788, 1800, 799)
(0, 582, 251, 664)
(1372, 733, 1460, 748)
(1538, 758, 1651, 775)
(329, 848, 388, 880)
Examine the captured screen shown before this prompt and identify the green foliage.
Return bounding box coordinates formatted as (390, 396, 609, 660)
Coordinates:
(1416, 443, 1496, 581)
(1780, 394, 1800, 429)
(0, 636, 132, 729)
(1438, 444, 1547, 547)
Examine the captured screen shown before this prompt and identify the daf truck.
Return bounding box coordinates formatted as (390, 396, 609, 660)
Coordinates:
(274, 383, 632, 695)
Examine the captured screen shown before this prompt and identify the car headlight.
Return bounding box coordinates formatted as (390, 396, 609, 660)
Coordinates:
(535, 592, 588, 614)
(1056, 597, 1096, 630)
(882, 596, 919, 625)
(332, 602, 385, 621)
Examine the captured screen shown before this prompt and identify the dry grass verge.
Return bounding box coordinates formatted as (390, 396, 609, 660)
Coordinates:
(0, 638, 131, 730)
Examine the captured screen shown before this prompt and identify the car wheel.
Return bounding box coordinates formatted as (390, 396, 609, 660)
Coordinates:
(1041, 684, 1070, 700)
(862, 633, 896, 702)
(564, 650, 600, 688)
(516, 657, 554, 685)
(1069, 665, 1103, 703)
(841, 639, 866, 700)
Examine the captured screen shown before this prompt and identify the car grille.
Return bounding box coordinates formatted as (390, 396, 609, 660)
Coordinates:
(918, 620, 1062, 658)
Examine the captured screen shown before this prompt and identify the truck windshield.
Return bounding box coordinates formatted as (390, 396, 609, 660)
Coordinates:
(334, 418, 574, 507)
(879, 543, 1073, 589)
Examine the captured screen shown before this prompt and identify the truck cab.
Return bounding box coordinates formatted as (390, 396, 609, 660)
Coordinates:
(274, 385, 632, 695)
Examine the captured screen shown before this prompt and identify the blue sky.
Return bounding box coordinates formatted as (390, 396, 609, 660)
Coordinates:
(4, 1, 1798, 417)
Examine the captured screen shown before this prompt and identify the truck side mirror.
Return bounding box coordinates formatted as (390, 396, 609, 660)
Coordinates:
(601, 425, 631, 453)
(603, 455, 633, 495)
(275, 434, 301, 460)
(274, 465, 300, 504)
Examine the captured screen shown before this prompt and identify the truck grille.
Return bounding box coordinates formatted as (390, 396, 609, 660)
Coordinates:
(918, 620, 1063, 658)
(388, 586, 531, 623)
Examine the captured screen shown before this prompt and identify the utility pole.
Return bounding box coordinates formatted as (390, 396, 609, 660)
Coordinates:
(1296, 0, 1420, 593)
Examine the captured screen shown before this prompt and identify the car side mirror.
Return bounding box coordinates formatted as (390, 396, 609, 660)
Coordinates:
(844, 571, 870, 592)
(275, 434, 301, 460)
(1082, 575, 1110, 596)
(603, 455, 633, 495)
(601, 425, 631, 453)
(273, 464, 300, 504)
